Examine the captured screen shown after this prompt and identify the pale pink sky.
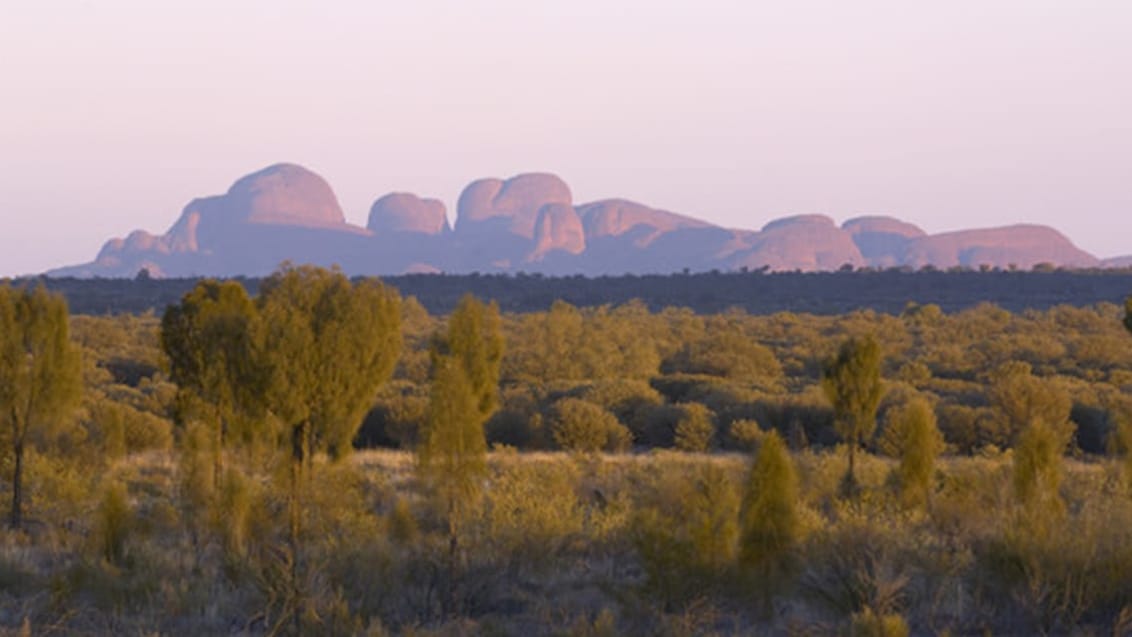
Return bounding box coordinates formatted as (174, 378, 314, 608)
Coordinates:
(1, 0, 1129, 276)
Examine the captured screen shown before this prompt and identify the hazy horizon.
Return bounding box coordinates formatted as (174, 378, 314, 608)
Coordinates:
(2, 1, 1129, 277)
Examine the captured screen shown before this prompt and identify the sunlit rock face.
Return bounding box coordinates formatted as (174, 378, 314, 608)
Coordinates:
(725, 215, 865, 272)
(368, 193, 450, 236)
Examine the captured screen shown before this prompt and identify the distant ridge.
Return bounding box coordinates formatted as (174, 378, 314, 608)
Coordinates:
(50, 163, 1116, 278)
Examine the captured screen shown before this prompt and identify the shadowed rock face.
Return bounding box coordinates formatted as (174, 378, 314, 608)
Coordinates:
(368, 193, 449, 236)
(50, 164, 1110, 278)
(843, 215, 927, 266)
(528, 203, 585, 261)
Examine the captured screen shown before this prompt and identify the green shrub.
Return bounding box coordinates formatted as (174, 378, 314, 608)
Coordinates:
(93, 480, 133, 566)
(550, 398, 632, 453)
(673, 403, 715, 452)
(739, 431, 799, 575)
(728, 419, 765, 451)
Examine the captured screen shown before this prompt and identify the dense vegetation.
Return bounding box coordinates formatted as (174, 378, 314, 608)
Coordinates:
(28, 267, 1132, 316)
(1, 268, 1132, 635)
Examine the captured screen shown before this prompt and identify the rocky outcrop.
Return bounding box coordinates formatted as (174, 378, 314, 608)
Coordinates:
(455, 173, 572, 239)
(49, 164, 1113, 278)
(528, 203, 585, 261)
(902, 225, 1099, 270)
(368, 193, 449, 235)
(577, 199, 709, 246)
(843, 216, 926, 266)
(728, 215, 865, 271)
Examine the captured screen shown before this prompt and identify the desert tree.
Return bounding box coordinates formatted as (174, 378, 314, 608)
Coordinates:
(161, 279, 265, 483)
(0, 284, 82, 529)
(417, 293, 503, 507)
(1013, 415, 1075, 527)
(258, 264, 403, 466)
(739, 430, 800, 606)
(891, 397, 944, 508)
(417, 294, 503, 614)
(256, 264, 402, 630)
(822, 335, 884, 493)
(987, 361, 1071, 443)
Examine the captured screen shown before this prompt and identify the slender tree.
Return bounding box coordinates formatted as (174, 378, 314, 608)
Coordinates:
(1013, 416, 1075, 524)
(893, 397, 944, 508)
(0, 285, 82, 529)
(739, 430, 800, 608)
(257, 264, 402, 632)
(161, 280, 265, 483)
(822, 335, 885, 492)
(417, 293, 503, 616)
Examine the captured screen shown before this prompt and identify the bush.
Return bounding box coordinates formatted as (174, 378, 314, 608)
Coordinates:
(551, 398, 633, 453)
(632, 463, 740, 605)
(739, 431, 799, 576)
(728, 419, 765, 451)
(93, 480, 133, 566)
(674, 403, 715, 452)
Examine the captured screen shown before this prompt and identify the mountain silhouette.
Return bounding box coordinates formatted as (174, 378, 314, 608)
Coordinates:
(50, 163, 1115, 278)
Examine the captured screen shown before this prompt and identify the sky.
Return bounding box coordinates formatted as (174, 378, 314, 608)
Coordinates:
(0, 0, 1129, 276)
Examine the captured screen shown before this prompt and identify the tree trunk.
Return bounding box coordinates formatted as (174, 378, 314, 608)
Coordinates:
(446, 497, 458, 618)
(10, 440, 23, 529)
(214, 407, 224, 492)
(289, 421, 307, 636)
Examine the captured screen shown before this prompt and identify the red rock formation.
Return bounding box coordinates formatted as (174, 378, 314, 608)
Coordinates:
(728, 215, 865, 271)
(576, 199, 709, 247)
(368, 193, 449, 235)
(903, 225, 1099, 269)
(455, 173, 572, 239)
(528, 203, 586, 261)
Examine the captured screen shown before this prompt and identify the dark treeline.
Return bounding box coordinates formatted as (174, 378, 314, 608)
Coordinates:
(25, 267, 1132, 315)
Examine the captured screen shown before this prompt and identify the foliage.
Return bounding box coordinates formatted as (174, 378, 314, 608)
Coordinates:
(673, 402, 715, 452)
(987, 361, 1072, 444)
(1013, 418, 1075, 518)
(0, 284, 83, 527)
(891, 397, 944, 508)
(632, 462, 740, 605)
(258, 265, 403, 459)
(549, 398, 631, 453)
(739, 431, 799, 575)
(822, 335, 885, 490)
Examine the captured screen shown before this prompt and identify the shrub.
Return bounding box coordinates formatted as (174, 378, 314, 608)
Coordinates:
(674, 403, 715, 452)
(632, 463, 740, 605)
(93, 480, 133, 566)
(728, 419, 765, 451)
(893, 397, 944, 508)
(739, 431, 799, 574)
(551, 398, 632, 453)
